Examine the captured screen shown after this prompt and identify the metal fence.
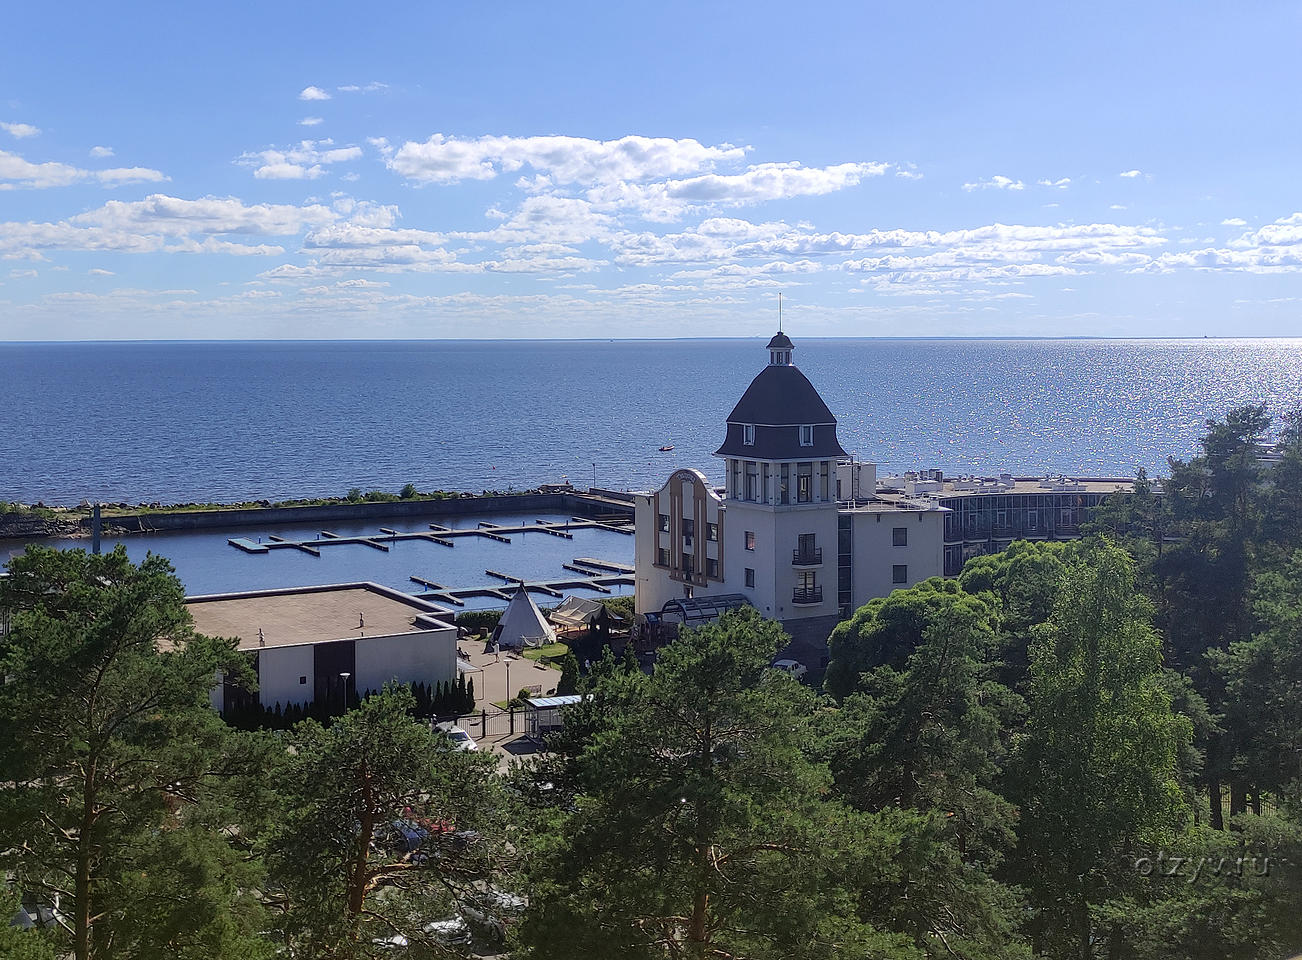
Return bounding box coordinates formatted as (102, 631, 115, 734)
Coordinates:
(434, 707, 519, 740)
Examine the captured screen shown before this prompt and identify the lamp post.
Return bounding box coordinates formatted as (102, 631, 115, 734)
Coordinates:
(340, 671, 352, 711)
(505, 659, 511, 704)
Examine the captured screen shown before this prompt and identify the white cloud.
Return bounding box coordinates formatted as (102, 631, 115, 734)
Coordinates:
(1037, 177, 1071, 189)
(0, 150, 168, 189)
(1140, 246, 1302, 273)
(1, 122, 40, 139)
(337, 82, 387, 93)
(97, 166, 169, 186)
(389, 133, 747, 185)
(1221, 217, 1246, 226)
(1110, 204, 1127, 210)
(299, 117, 324, 127)
(239, 139, 363, 180)
(299, 85, 331, 101)
(76, 194, 336, 236)
(89, 145, 114, 158)
(1119, 169, 1143, 178)
(10, 268, 37, 278)
(0, 194, 337, 263)
(0, 151, 82, 188)
(579, 161, 892, 222)
(963, 175, 1024, 192)
(88, 268, 114, 275)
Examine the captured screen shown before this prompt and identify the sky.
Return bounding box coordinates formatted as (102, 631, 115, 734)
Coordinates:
(2, 1, 1301, 340)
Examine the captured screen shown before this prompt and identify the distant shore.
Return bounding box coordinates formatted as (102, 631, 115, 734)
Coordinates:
(0, 486, 634, 544)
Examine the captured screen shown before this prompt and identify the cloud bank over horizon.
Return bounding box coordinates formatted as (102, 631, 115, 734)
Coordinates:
(2, 3, 1299, 340)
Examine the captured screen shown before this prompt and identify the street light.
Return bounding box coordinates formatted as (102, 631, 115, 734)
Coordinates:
(340, 671, 352, 710)
(505, 660, 511, 704)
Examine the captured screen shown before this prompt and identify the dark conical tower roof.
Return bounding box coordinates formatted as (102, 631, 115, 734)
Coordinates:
(713, 331, 847, 460)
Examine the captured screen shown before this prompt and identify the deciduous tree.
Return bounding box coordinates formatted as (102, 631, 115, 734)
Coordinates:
(1009, 542, 1190, 960)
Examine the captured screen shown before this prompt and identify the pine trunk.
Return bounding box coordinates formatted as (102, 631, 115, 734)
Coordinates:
(346, 764, 375, 941)
(1230, 781, 1247, 818)
(1209, 780, 1224, 830)
(75, 760, 97, 960)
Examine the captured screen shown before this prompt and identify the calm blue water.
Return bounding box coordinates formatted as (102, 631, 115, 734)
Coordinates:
(4, 339, 1302, 506)
(0, 512, 635, 602)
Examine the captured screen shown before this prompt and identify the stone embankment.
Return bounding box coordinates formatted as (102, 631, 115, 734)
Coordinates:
(0, 490, 634, 543)
(0, 512, 83, 540)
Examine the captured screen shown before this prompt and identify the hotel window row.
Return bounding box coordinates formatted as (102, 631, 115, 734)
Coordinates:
(727, 459, 833, 504)
(657, 513, 718, 541)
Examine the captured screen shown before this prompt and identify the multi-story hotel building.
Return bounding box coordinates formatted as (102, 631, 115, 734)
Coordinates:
(633, 331, 1133, 663)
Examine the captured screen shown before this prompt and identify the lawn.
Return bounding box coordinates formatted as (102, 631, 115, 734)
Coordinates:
(522, 642, 569, 661)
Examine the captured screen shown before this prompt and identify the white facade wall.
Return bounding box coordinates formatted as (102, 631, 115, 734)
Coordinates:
(725, 499, 780, 616)
(765, 497, 838, 617)
(634, 470, 728, 615)
(258, 643, 316, 708)
(633, 491, 662, 614)
(848, 508, 946, 604)
(354, 629, 457, 695)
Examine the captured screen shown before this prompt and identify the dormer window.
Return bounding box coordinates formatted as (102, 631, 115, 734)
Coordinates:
(743, 424, 755, 445)
(799, 424, 814, 446)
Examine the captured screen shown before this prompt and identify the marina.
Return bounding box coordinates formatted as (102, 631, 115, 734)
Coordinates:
(227, 517, 633, 556)
(3, 511, 637, 605)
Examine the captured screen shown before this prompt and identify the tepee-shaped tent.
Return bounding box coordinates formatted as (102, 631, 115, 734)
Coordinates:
(492, 584, 557, 650)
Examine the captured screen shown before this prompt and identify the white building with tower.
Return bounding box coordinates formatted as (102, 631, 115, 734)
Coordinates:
(633, 331, 948, 662)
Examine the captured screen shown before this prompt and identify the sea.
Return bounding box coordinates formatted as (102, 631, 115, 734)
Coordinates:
(4, 338, 1302, 596)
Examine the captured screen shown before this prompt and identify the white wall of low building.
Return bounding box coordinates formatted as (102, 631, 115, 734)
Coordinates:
(847, 508, 946, 606)
(355, 628, 457, 695)
(259, 643, 316, 708)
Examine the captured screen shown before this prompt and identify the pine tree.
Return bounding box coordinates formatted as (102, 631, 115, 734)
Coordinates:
(265, 687, 514, 955)
(0, 546, 271, 960)
(519, 607, 923, 960)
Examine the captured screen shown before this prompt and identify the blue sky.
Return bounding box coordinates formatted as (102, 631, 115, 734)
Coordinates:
(3, 1, 1301, 339)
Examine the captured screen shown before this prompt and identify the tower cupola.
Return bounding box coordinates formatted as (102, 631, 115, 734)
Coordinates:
(767, 330, 794, 366)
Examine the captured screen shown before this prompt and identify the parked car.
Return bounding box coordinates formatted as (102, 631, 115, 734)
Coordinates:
(462, 887, 527, 941)
(425, 916, 472, 946)
(374, 916, 472, 950)
(770, 658, 808, 680)
(435, 721, 478, 751)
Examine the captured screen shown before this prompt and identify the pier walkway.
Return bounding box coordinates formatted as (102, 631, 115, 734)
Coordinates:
(227, 517, 632, 555)
(409, 568, 633, 607)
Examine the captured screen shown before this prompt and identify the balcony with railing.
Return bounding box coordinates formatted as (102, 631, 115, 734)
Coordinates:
(791, 547, 823, 566)
(791, 586, 823, 605)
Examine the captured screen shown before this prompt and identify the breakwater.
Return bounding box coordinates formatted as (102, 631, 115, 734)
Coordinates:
(0, 492, 633, 543)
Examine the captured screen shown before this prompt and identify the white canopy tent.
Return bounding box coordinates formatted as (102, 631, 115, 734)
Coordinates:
(491, 585, 557, 650)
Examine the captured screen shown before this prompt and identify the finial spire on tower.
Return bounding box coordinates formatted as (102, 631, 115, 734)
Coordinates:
(778, 292, 783, 332)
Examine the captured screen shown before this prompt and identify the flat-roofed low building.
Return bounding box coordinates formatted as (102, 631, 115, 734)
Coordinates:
(186, 581, 457, 713)
(876, 472, 1136, 575)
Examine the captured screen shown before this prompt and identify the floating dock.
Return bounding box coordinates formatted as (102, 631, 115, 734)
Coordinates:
(409, 567, 632, 606)
(226, 517, 632, 556)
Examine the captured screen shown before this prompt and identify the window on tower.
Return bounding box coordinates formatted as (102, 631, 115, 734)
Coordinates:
(799, 424, 814, 446)
(743, 424, 755, 445)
